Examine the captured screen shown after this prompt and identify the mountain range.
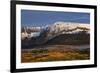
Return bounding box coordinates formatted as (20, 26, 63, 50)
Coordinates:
(21, 21, 90, 48)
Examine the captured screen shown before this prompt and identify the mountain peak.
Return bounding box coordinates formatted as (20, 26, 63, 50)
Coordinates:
(44, 21, 90, 35)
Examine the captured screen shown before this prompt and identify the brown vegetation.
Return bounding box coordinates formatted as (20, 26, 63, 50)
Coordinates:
(21, 47, 90, 63)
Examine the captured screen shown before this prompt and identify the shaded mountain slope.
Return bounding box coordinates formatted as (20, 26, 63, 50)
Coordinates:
(22, 32, 90, 49)
(45, 33, 90, 45)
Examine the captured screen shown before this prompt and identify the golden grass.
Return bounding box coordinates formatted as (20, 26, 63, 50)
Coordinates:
(21, 48, 90, 63)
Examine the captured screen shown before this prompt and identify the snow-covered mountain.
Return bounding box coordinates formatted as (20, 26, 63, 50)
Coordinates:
(22, 22, 90, 47)
(44, 21, 90, 35)
(21, 21, 90, 40)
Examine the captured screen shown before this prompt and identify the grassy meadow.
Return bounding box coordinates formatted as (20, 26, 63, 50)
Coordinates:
(21, 45, 90, 63)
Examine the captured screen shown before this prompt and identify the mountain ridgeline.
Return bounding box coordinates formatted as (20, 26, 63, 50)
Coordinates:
(21, 22, 90, 49)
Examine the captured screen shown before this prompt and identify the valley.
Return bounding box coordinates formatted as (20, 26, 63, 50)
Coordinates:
(21, 45, 90, 63)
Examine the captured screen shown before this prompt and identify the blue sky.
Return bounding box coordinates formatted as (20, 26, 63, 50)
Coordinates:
(21, 10, 90, 27)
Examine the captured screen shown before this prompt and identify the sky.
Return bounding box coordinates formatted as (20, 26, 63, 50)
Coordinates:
(21, 10, 90, 27)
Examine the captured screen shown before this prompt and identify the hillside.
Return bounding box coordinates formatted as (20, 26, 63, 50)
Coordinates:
(46, 33, 90, 45)
(22, 32, 90, 49)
